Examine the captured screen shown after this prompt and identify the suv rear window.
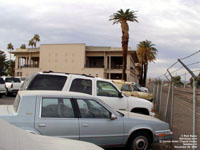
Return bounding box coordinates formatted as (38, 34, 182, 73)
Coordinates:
(0, 78, 5, 84)
(27, 74, 67, 90)
(5, 78, 21, 83)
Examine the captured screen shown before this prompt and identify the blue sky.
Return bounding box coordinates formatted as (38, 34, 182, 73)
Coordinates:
(0, 0, 199, 78)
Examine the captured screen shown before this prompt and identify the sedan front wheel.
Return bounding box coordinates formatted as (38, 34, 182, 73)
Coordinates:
(128, 131, 151, 150)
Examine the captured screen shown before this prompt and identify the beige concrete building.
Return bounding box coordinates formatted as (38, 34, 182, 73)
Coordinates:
(12, 43, 140, 82)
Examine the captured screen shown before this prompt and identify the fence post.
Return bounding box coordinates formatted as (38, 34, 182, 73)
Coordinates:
(156, 79, 160, 110)
(159, 81, 163, 114)
(170, 81, 174, 129)
(164, 75, 170, 121)
(153, 80, 158, 104)
(165, 80, 171, 121)
(167, 70, 174, 129)
(178, 59, 197, 150)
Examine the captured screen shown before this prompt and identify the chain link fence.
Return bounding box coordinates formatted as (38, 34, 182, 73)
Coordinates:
(150, 50, 200, 150)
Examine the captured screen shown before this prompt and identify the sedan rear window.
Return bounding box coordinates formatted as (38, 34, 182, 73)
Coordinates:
(27, 74, 67, 90)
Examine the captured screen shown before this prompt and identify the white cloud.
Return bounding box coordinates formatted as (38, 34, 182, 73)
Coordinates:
(0, 0, 199, 78)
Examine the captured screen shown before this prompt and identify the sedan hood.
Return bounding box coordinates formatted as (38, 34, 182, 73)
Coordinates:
(119, 110, 160, 122)
(0, 118, 103, 150)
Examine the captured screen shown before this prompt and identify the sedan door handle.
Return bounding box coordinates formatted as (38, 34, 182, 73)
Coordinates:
(82, 124, 89, 127)
(38, 124, 46, 127)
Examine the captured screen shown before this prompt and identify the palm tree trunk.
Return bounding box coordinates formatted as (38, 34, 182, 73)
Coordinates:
(122, 36, 128, 81)
(121, 21, 129, 81)
(139, 63, 143, 85)
(143, 63, 148, 87)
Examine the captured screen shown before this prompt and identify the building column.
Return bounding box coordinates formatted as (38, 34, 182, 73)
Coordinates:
(28, 54, 31, 66)
(109, 56, 111, 69)
(18, 57, 21, 68)
(15, 56, 19, 69)
(127, 55, 130, 70)
(104, 54, 107, 69)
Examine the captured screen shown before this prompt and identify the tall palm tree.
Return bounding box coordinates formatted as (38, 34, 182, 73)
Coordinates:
(7, 43, 14, 62)
(109, 9, 138, 81)
(20, 44, 26, 49)
(137, 40, 157, 86)
(33, 34, 40, 47)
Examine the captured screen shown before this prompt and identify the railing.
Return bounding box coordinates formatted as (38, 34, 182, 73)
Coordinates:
(85, 64, 104, 68)
(20, 64, 39, 68)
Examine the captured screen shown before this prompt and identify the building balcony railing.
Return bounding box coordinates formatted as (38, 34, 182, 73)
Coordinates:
(111, 65, 122, 69)
(85, 64, 104, 68)
(20, 64, 39, 68)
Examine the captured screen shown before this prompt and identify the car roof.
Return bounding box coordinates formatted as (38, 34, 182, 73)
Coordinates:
(37, 71, 113, 82)
(18, 90, 95, 99)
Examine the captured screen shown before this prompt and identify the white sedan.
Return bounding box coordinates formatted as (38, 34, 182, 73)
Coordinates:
(0, 118, 103, 150)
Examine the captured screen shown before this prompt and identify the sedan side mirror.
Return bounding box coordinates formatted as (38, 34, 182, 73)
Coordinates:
(110, 114, 117, 120)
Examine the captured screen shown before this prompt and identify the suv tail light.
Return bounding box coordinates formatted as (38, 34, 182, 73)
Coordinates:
(11, 83, 13, 88)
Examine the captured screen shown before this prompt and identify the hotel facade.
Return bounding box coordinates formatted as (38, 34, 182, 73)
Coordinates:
(12, 43, 140, 82)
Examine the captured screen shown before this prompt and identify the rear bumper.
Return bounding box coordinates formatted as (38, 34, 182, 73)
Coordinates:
(8, 89, 19, 93)
(154, 130, 173, 143)
(0, 90, 6, 94)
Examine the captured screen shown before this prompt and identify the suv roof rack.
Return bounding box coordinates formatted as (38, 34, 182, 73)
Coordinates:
(42, 71, 94, 78)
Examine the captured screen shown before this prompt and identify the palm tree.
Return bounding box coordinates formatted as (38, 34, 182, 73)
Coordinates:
(137, 40, 157, 86)
(20, 44, 26, 49)
(7, 43, 14, 62)
(28, 39, 35, 48)
(33, 34, 40, 47)
(109, 9, 138, 81)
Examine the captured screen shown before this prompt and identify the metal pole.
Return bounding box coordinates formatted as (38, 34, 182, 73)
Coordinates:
(178, 59, 197, 150)
(193, 79, 197, 150)
(170, 81, 174, 129)
(159, 81, 163, 114)
(152, 83, 156, 103)
(165, 81, 171, 121)
(156, 80, 160, 108)
(154, 81, 157, 104)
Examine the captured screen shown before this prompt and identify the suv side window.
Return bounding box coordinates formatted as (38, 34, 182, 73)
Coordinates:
(97, 81, 120, 97)
(77, 99, 110, 118)
(27, 74, 67, 90)
(41, 98, 74, 118)
(70, 79, 92, 95)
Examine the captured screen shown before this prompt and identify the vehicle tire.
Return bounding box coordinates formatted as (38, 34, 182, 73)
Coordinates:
(0, 94, 2, 98)
(5, 88, 9, 96)
(128, 131, 151, 150)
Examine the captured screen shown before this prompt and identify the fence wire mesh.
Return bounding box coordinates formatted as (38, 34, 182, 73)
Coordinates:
(151, 50, 200, 150)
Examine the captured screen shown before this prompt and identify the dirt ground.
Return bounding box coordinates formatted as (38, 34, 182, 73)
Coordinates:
(155, 86, 200, 150)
